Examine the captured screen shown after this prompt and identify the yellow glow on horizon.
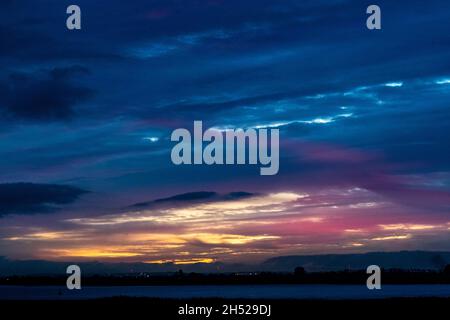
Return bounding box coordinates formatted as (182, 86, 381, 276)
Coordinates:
(350, 243, 364, 247)
(128, 232, 279, 245)
(371, 234, 411, 241)
(30, 231, 279, 259)
(183, 233, 280, 245)
(145, 258, 215, 265)
(344, 229, 364, 233)
(379, 224, 437, 231)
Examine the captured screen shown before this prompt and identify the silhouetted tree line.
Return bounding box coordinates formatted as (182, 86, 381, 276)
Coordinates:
(2, 265, 450, 286)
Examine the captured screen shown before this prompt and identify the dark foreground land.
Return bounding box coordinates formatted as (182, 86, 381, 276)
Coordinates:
(3, 268, 450, 285)
(1, 298, 448, 319)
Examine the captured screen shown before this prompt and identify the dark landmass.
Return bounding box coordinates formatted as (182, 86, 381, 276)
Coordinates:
(2, 251, 450, 276)
(2, 266, 450, 286)
(263, 251, 450, 271)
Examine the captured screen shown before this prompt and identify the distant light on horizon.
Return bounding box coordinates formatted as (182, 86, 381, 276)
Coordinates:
(145, 258, 215, 265)
(371, 234, 411, 241)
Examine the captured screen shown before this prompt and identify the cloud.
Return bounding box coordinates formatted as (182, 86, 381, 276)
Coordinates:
(70, 191, 303, 226)
(0, 66, 93, 121)
(1, 0, 450, 264)
(0, 182, 88, 217)
(130, 191, 256, 208)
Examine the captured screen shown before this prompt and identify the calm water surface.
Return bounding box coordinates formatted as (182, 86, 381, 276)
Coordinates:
(1, 284, 450, 300)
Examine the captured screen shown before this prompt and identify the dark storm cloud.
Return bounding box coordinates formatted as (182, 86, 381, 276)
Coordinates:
(0, 0, 446, 184)
(0, 183, 88, 217)
(2, 0, 450, 125)
(130, 191, 255, 209)
(0, 66, 93, 121)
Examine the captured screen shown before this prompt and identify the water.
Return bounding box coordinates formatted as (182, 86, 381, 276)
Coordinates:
(1, 284, 450, 300)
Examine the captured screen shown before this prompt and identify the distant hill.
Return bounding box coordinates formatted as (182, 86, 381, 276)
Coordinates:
(262, 251, 450, 272)
(1, 251, 449, 276)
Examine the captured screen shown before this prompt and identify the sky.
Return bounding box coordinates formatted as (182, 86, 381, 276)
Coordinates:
(0, 0, 450, 266)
